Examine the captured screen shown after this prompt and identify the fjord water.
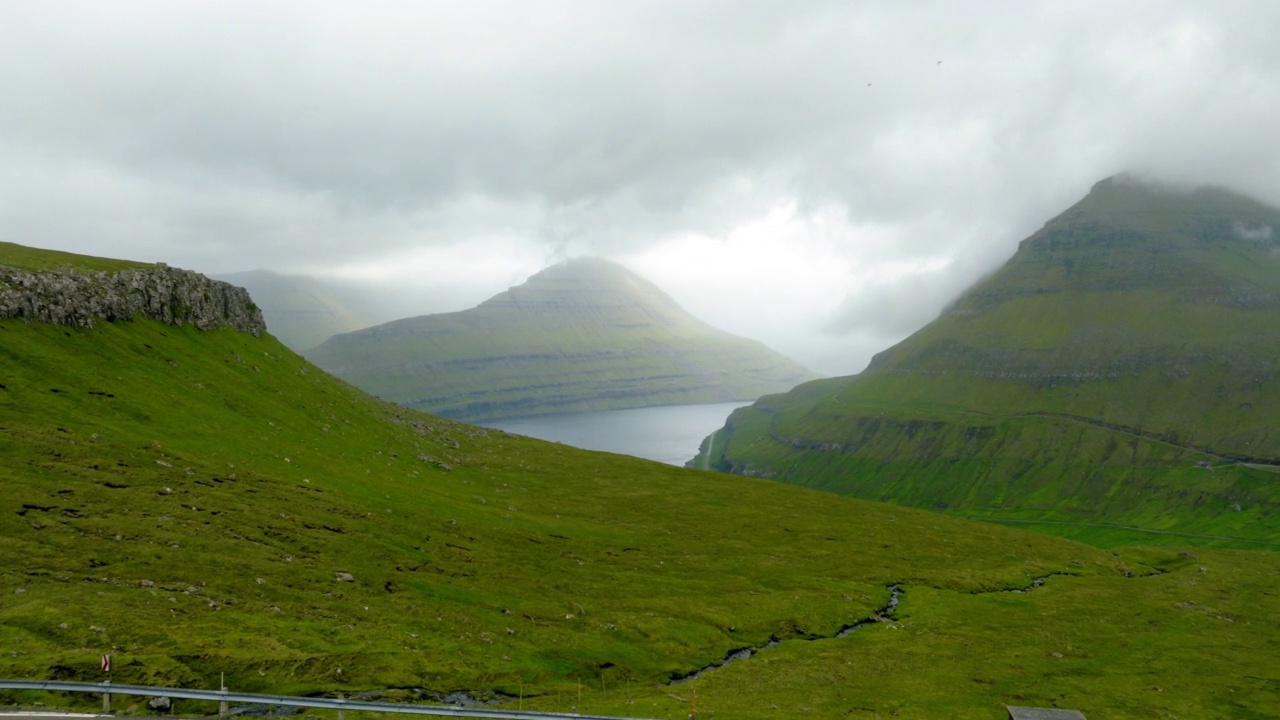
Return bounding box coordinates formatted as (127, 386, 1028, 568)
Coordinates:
(483, 401, 750, 465)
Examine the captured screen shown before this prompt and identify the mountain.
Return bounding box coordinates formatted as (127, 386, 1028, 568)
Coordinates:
(694, 175, 1280, 546)
(215, 270, 375, 351)
(305, 258, 818, 422)
(5, 242, 1279, 718)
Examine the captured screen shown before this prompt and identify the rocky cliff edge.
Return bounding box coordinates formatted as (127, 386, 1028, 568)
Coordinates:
(0, 263, 265, 335)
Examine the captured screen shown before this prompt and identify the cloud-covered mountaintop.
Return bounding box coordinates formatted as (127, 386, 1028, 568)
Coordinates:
(4, 1, 1279, 373)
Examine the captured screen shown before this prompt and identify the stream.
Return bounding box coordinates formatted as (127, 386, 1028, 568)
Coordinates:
(667, 574, 1060, 686)
(670, 585, 904, 685)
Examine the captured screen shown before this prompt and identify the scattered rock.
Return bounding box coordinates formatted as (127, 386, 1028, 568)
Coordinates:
(335, 572, 354, 582)
(148, 696, 172, 713)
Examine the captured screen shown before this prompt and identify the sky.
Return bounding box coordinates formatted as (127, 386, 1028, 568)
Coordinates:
(3, 1, 1279, 375)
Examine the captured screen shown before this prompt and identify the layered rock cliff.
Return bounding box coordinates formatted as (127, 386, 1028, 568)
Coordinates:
(0, 263, 265, 335)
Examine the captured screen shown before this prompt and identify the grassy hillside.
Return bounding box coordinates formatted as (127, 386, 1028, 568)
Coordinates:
(0, 241, 151, 273)
(306, 258, 817, 422)
(2, 244, 1279, 718)
(695, 176, 1280, 547)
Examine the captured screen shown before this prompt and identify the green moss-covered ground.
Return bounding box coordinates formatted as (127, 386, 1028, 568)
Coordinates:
(0, 317, 1276, 718)
(1, 239, 1278, 718)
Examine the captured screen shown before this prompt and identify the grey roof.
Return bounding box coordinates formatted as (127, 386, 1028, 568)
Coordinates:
(1007, 707, 1088, 720)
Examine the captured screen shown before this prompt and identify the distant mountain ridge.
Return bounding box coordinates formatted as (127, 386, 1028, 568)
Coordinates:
(306, 258, 817, 421)
(695, 175, 1280, 545)
(214, 270, 375, 351)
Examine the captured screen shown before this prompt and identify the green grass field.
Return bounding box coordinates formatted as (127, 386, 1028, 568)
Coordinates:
(2, 241, 1279, 718)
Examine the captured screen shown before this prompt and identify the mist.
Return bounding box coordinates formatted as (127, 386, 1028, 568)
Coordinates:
(3, 1, 1279, 374)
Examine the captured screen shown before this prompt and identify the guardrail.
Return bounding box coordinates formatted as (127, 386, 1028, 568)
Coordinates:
(0, 680, 658, 720)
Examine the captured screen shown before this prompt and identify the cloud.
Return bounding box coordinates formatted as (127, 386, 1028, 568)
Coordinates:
(1233, 222, 1273, 243)
(2, 0, 1280, 374)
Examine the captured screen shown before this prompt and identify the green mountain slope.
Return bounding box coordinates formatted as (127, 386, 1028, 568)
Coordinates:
(695, 176, 1280, 546)
(216, 270, 376, 352)
(2, 244, 1279, 719)
(305, 258, 818, 422)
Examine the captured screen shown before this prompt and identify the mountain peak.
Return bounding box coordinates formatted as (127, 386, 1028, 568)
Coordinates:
(988, 177, 1280, 305)
(1043, 174, 1280, 246)
(696, 175, 1280, 546)
(308, 257, 816, 421)
(476, 257, 692, 328)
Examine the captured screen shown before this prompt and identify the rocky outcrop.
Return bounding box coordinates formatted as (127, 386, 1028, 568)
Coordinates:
(0, 264, 265, 335)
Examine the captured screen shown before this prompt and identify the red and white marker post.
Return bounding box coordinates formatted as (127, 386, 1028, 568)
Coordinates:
(101, 653, 112, 714)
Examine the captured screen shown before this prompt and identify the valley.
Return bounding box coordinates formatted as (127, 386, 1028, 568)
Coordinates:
(2, 182, 1280, 719)
(6, 3, 1280, 718)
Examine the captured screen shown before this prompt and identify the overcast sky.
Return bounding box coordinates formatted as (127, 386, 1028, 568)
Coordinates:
(3, 0, 1279, 374)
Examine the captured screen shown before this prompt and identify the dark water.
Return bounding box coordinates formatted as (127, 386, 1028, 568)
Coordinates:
(482, 401, 750, 466)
